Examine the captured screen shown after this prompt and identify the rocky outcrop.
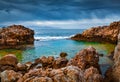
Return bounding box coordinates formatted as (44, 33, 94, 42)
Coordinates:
(71, 21, 120, 44)
(67, 46, 100, 72)
(0, 25, 34, 49)
(0, 47, 103, 82)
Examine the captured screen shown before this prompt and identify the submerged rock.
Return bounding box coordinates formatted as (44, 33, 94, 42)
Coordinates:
(0, 25, 34, 49)
(71, 21, 120, 44)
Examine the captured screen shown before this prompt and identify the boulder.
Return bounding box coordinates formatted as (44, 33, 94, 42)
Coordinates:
(0, 54, 18, 72)
(0, 70, 22, 82)
(53, 57, 68, 69)
(67, 46, 100, 72)
(0, 25, 34, 49)
(0, 54, 18, 66)
(71, 21, 120, 44)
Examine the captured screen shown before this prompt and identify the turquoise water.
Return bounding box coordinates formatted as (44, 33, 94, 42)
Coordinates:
(0, 28, 115, 75)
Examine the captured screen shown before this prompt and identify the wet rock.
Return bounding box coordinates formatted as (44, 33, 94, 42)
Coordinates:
(0, 70, 22, 82)
(71, 21, 120, 44)
(60, 52, 68, 58)
(0, 25, 34, 49)
(67, 46, 100, 71)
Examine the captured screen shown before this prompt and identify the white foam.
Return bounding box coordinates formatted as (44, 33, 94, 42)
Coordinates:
(35, 36, 72, 41)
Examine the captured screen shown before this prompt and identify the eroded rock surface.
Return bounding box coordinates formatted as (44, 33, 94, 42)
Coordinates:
(0, 25, 34, 49)
(67, 46, 100, 72)
(71, 21, 120, 44)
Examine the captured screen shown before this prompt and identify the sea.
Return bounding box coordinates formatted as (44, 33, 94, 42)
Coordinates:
(0, 27, 115, 75)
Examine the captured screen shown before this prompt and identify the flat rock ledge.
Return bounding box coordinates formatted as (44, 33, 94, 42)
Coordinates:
(0, 25, 34, 49)
(71, 21, 120, 44)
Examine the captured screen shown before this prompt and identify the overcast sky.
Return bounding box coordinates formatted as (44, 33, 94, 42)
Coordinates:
(0, 0, 120, 29)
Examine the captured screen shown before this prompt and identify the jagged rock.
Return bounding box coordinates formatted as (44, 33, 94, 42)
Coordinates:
(0, 54, 18, 72)
(0, 25, 34, 49)
(0, 70, 22, 82)
(71, 21, 120, 44)
(67, 46, 100, 72)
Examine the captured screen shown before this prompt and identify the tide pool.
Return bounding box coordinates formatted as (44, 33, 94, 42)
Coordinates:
(0, 39, 115, 65)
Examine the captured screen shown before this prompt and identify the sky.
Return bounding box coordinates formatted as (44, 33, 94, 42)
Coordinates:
(0, 0, 120, 29)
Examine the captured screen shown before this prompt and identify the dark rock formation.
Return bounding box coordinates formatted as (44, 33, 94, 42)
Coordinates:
(71, 21, 120, 44)
(0, 25, 34, 49)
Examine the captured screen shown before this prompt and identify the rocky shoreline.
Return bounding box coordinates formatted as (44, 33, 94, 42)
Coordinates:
(71, 21, 120, 44)
(0, 46, 103, 82)
(0, 41, 119, 82)
(0, 25, 34, 49)
(0, 21, 120, 82)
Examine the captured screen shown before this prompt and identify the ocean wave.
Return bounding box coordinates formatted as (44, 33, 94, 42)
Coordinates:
(35, 35, 73, 41)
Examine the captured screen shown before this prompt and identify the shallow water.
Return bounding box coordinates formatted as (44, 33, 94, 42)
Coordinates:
(0, 39, 115, 64)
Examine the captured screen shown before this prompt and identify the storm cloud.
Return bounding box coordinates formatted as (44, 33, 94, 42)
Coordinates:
(0, 0, 120, 28)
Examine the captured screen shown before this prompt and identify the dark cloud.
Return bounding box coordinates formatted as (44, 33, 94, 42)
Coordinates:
(0, 0, 120, 23)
